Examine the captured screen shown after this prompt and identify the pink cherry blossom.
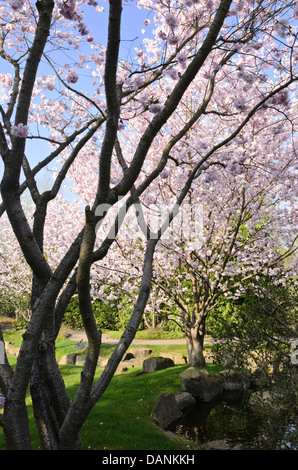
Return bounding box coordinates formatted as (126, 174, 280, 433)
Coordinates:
(234, 97, 247, 111)
(160, 169, 170, 179)
(11, 123, 28, 138)
(58, 0, 77, 21)
(167, 35, 180, 45)
(149, 103, 164, 114)
(176, 52, 188, 68)
(164, 13, 178, 29)
(66, 69, 79, 84)
(167, 68, 179, 80)
(205, 0, 214, 12)
(8, 0, 25, 10)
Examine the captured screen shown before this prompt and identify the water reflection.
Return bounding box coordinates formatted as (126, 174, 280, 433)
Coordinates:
(168, 391, 266, 448)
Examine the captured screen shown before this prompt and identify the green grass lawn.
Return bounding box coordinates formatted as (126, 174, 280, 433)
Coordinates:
(0, 328, 218, 450)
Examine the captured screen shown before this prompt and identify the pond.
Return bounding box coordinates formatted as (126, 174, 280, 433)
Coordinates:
(168, 390, 298, 450)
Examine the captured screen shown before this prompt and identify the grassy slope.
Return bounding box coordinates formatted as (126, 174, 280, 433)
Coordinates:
(0, 328, 218, 450)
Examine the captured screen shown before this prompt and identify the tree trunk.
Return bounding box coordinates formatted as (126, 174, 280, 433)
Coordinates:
(186, 324, 206, 367)
(3, 400, 31, 450)
(30, 340, 78, 450)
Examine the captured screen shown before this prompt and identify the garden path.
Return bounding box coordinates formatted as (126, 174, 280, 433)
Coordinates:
(65, 329, 215, 346)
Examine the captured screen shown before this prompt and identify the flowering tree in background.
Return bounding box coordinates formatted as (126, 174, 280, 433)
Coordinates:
(150, 165, 297, 366)
(0, 0, 298, 450)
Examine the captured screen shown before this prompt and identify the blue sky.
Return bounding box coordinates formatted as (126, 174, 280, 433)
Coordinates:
(84, 0, 153, 57)
(0, 0, 153, 106)
(0, 0, 153, 197)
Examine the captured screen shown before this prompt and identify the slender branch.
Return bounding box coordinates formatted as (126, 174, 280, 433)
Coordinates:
(1, 0, 54, 282)
(47, 118, 104, 201)
(90, 238, 158, 407)
(96, 0, 122, 204)
(112, 0, 233, 200)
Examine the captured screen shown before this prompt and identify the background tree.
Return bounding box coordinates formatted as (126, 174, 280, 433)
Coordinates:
(0, 0, 297, 450)
(140, 163, 297, 366)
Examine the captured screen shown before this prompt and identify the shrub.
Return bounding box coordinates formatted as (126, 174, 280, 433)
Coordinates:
(64, 296, 120, 330)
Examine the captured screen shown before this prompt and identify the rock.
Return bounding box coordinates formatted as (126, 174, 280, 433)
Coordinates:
(179, 367, 223, 401)
(123, 352, 135, 361)
(200, 439, 244, 450)
(248, 390, 286, 413)
(151, 393, 182, 429)
(97, 357, 108, 368)
(116, 360, 139, 373)
(160, 352, 187, 365)
(116, 362, 129, 373)
(126, 348, 152, 361)
(76, 355, 87, 366)
(216, 369, 251, 391)
(204, 350, 215, 363)
(143, 356, 175, 373)
(59, 353, 77, 365)
(174, 392, 196, 410)
(121, 348, 153, 370)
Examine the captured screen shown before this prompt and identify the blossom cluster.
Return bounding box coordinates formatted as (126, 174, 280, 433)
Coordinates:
(8, 0, 25, 11)
(11, 123, 28, 138)
(36, 74, 56, 91)
(267, 89, 290, 108)
(66, 69, 79, 84)
(58, 0, 77, 20)
(57, 0, 98, 36)
(149, 103, 164, 114)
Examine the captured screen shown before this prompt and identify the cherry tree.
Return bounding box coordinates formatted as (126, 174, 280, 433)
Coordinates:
(0, 194, 84, 319)
(0, 0, 298, 450)
(150, 164, 297, 366)
(93, 100, 298, 367)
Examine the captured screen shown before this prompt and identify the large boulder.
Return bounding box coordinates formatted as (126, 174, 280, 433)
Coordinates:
(151, 393, 182, 429)
(143, 356, 175, 373)
(179, 367, 223, 401)
(125, 348, 152, 361)
(160, 352, 187, 365)
(97, 357, 109, 368)
(76, 355, 87, 366)
(216, 369, 251, 391)
(174, 392, 196, 410)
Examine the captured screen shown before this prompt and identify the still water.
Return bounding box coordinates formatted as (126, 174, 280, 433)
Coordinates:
(168, 391, 297, 450)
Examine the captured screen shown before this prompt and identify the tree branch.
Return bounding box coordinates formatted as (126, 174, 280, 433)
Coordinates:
(96, 0, 122, 204)
(113, 0, 233, 200)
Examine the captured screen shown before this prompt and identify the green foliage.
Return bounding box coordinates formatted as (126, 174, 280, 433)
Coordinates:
(209, 278, 297, 346)
(13, 318, 29, 331)
(116, 296, 139, 330)
(0, 296, 15, 317)
(63, 290, 182, 332)
(92, 298, 120, 330)
(64, 295, 120, 330)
